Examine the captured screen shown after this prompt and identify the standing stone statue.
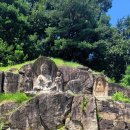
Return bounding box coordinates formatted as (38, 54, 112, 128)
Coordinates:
(52, 70, 64, 92)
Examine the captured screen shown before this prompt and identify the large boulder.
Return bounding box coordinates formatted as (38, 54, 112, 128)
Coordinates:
(0, 71, 4, 93)
(59, 67, 94, 94)
(97, 99, 130, 130)
(4, 72, 19, 93)
(18, 64, 33, 92)
(9, 93, 73, 130)
(65, 96, 98, 130)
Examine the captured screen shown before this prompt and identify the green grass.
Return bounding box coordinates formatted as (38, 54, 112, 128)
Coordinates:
(50, 57, 81, 67)
(112, 92, 130, 103)
(0, 60, 35, 72)
(0, 57, 82, 73)
(81, 96, 88, 112)
(0, 92, 32, 104)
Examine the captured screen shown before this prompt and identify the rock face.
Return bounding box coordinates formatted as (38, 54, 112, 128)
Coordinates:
(2, 56, 130, 130)
(97, 99, 130, 130)
(4, 72, 19, 93)
(65, 96, 98, 130)
(59, 67, 94, 94)
(0, 71, 4, 93)
(18, 64, 33, 92)
(9, 93, 73, 130)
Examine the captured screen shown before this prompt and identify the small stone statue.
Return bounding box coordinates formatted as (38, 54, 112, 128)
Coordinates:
(93, 76, 108, 97)
(53, 71, 63, 92)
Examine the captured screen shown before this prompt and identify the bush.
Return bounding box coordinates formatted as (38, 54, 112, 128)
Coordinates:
(121, 65, 130, 87)
(112, 92, 130, 103)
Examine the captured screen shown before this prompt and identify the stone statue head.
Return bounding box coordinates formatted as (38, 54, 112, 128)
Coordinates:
(56, 70, 62, 77)
(40, 63, 49, 75)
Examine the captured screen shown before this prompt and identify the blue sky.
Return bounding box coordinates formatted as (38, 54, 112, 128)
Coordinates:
(107, 0, 130, 26)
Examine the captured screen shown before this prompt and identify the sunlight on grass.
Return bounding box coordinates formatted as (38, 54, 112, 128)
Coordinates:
(0, 57, 82, 73)
(0, 92, 32, 104)
(0, 60, 35, 72)
(51, 57, 81, 67)
(112, 92, 130, 103)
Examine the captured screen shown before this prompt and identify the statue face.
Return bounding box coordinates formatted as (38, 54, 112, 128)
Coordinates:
(57, 71, 61, 77)
(40, 63, 49, 75)
(96, 78, 105, 92)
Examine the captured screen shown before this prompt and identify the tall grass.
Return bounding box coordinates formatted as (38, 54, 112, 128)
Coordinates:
(0, 92, 32, 104)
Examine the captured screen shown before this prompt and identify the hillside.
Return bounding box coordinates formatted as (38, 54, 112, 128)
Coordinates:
(0, 56, 130, 130)
(0, 57, 81, 73)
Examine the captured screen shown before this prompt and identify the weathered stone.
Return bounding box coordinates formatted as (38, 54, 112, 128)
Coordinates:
(99, 119, 114, 130)
(0, 71, 4, 93)
(4, 72, 19, 93)
(65, 96, 98, 130)
(59, 67, 94, 94)
(9, 93, 73, 130)
(0, 101, 19, 116)
(93, 76, 108, 97)
(0, 101, 19, 129)
(18, 64, 33, 92)
(109, 83, 130, 97)
(32, 56, 58, 91)
(97, 98, 130, 130)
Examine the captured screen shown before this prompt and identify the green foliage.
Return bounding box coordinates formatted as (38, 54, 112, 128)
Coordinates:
(121, 65, 130, 87)
(57, 126, 65, 130)
(112, 92, 130, 103)
(1, 0, 130, 82)
(0, 92, 32, 104)
(81, 96, 88, 112)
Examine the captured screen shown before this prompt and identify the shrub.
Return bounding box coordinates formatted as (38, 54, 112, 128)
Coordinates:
(112, 92, 130, 103)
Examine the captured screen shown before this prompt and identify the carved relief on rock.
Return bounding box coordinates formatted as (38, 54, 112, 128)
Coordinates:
(32, 56, 58, 92)
(93, 76, 108, 97)
(51, 70, 64, 92)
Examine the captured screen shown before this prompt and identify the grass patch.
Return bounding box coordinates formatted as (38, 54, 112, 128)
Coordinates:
(81, 96, 88, 112)
(51, 57, 82, 67)
(0, 57, 82, 73)
(0, 60, 35, 73)
(112, 92, 130, 103)
(0, 92, 32, 104)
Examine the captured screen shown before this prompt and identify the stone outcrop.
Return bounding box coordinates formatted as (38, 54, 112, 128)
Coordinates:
(4, 72, 19, 93)
(1, 56, 130, 130)
(96, 98, 130, 130)
(0, 71, 4, 93)
(65, 96, 98, 130)
(9, 93, 73, 130)
(59, 66, 94, 94)
(18, 64, 33, 92)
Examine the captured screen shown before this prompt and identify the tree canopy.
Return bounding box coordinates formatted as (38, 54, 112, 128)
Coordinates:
(0, 0, 130, 82)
